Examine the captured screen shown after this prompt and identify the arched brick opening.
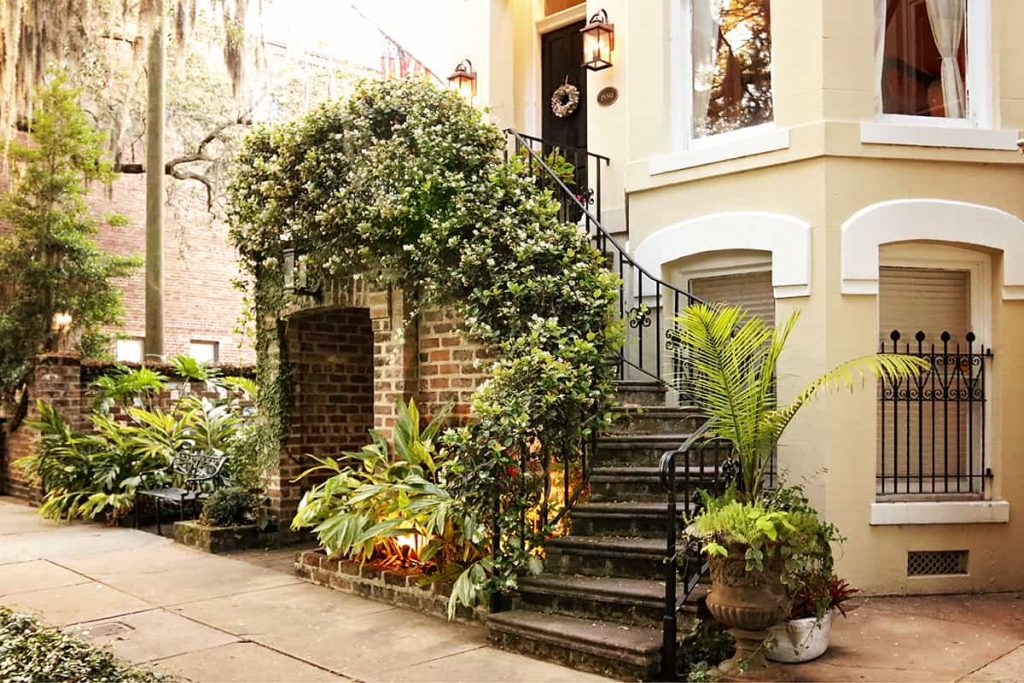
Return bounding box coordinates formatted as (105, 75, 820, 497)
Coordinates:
(274, 306, 375, 521)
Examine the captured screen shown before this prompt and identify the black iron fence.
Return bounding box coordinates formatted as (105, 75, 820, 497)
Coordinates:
(878, 330, 992, 496)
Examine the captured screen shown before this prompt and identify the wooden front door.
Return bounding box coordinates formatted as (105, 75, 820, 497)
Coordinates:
(541, 21, 587, 152)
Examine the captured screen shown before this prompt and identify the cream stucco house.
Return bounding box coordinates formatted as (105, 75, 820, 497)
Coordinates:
(451, 0, 1024, 597)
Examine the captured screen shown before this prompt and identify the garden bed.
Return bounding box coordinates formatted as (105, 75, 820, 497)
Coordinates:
(171, 520, 297, 554)
(294, 550, 486, 624)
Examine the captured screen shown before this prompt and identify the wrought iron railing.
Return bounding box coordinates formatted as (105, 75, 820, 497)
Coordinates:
(500, 131, 712, 678)
(505, 129, 703, 385)
(878, 330, 993, 496)
(657, 425, 733, 681)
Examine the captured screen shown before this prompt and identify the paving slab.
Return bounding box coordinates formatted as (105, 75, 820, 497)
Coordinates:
(380, 644, 616, 683)
(66, 608, 239, 664)
(796, 596, 1024, 683)
(0, 524, 167, 562)
(967, 644, 1024, 682)
(3, 581, 152, 626)
(0, 559, 90, 596)
(174, 582, 484, 680)
(152, 641, 345, 682)
(58, 542, 239, 579)
(101, 561, 301, 607)
(0, 498, 51, 535)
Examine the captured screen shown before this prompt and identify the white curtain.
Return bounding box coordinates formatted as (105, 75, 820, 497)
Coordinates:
(874, 0, 887, 114)
(691, 0, 721, 136)
(925, 0, 967, 118)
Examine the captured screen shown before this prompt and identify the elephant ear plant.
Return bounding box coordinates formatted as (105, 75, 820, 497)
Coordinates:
(670, 303, 927, 677)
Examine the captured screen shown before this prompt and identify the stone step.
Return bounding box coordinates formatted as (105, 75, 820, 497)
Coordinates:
(596, 434, 710, 467)
(544, 536, 668, 580)
(609, 406, 704, 435)
(590, 466, 720, 503)
(614, 380, 668, 407)
(516, 574, 674, 626)
(487, 609, 665, 681)
(571, 502, 683, 538)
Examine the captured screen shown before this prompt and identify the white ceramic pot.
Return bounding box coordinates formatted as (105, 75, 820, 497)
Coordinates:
(765, 610, 833, 663)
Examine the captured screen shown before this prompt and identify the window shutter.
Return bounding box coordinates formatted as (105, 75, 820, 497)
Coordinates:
(879, 266, 970, 344)
(690, 271, 775, 325)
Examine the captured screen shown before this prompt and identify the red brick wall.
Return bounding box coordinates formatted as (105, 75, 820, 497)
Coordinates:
(1, 355, 85, 500)
(417, 308, 490, 422)
(270, 308, 375, 520)
(0, 355, 254, 500)
(0, 168, 254, 364)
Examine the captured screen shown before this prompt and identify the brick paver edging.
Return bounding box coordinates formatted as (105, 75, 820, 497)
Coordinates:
(294, 550, 487, 624)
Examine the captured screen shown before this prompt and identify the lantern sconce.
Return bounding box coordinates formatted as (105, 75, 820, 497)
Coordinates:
(581, 9, 614, 71)
(447, 58, 478, 100)
(282, 247, 322, 300)
(51, 311, 73, 353)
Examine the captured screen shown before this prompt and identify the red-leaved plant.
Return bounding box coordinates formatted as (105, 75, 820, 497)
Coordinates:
(789, 575, 858, 620)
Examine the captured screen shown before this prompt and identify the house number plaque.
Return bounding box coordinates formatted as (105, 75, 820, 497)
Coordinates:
(597, 86, 618, 106)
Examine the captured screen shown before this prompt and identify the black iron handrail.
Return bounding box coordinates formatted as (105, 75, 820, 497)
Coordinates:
(505, 129, 703, 386)
(657, 424, 733, 681)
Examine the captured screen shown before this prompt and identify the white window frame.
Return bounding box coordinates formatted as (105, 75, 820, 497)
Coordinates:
(115, 337, 145, 363)
(188, 340, 220, 365)
(653, 0, 788, 175)
(872, 242, 1001, 522)
(862, 0, 1018, 151)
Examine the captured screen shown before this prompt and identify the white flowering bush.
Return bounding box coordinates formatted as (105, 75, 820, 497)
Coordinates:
(227, 77, 622, 609)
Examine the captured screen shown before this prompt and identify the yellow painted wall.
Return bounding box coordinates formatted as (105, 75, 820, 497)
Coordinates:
(456, 0, 1024, 594)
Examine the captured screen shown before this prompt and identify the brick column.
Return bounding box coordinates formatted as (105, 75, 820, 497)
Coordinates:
(370, 287, 419, 440)
(1, 353, 84, 500)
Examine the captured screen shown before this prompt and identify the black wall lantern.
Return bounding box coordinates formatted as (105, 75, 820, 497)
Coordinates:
(282, 247, 322, 300)
(581, 9, 614, 71)
(447, 58, 478, 99)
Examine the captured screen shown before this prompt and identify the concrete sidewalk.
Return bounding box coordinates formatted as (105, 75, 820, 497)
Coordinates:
(3, 495, 1024, 682)
(0, 497, 609, 683)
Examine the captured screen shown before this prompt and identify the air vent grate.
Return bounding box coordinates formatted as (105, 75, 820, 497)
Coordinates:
(907, 550, 968, 576)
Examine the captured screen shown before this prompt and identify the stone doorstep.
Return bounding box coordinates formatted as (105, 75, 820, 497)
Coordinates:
(293, 550, 487, 624)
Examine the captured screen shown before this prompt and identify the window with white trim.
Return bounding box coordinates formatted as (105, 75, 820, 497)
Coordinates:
(875, 0, 991, 126)
(876, 243, 991, 497)
(690, 0, 773, 139)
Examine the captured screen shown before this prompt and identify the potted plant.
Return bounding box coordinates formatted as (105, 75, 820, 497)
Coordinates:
(767, 574, 857, 663)
(672, 303, 925, 678)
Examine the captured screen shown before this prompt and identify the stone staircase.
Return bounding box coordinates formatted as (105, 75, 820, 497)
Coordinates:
(487, 380, 712, 681)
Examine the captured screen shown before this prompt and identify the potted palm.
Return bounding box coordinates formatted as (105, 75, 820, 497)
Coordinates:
(672, 303, 925, 678)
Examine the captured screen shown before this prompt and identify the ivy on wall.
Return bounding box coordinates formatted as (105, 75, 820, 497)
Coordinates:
(227, 77, 622, 593)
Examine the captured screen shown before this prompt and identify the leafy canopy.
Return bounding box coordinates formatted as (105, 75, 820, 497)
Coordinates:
(228, 77, 622, 599)
(0, 73, 139, 403)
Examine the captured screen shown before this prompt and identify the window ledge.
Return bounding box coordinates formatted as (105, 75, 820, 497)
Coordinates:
(870, 500, 1009, 526)
(860, 121, 1020, 151)
(649, 127, 790, 176)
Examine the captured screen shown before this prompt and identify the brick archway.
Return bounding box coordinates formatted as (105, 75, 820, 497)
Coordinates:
(273, 307, 375, 521)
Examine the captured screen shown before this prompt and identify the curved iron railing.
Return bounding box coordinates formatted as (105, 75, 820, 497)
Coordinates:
(505, 129, 703, 386)
(498, 131, 715, 679)
(657, 425, 732, 681)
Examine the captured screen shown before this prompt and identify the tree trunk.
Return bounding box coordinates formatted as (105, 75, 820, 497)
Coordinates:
(144, 9, 165, 360)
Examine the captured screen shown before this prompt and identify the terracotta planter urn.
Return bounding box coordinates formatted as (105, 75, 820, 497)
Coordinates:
(705, 544, 793, 680)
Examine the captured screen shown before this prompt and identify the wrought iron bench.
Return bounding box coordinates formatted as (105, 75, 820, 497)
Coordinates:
(136, 449, 227, 536)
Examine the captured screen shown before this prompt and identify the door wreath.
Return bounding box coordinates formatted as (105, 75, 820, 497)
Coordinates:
(551, 81, 580, 118)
